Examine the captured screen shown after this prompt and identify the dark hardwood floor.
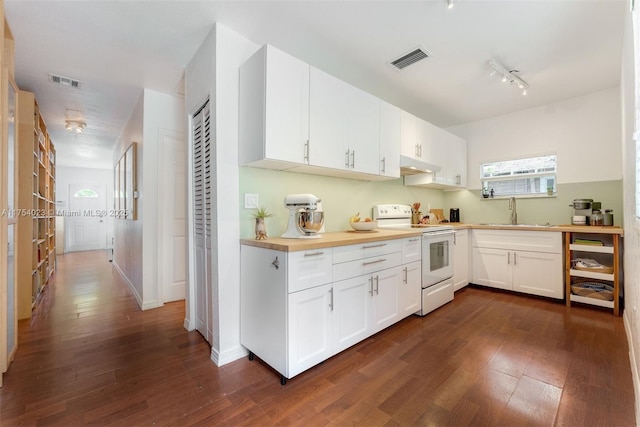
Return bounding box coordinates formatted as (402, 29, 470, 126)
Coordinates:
(0, 250, 635, 426)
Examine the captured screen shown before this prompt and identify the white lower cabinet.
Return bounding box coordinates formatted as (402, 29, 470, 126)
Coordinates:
(241, 236, 420, 382)
(453, 229, 469, 291)
(332, 274, 371, 353)
(399, 260, 421, 316)
(471, 230, 563, 299)
(288, 284, 333, 377)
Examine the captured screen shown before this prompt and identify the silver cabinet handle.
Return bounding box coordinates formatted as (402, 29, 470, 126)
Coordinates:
(403, 267, 408, 284)
(350, 150, 355, 168)
(329, 288, 334, 311)
(272, 256, 279, 270)
(345, 150, 350, 168)
(507, 252, 510, 265)
(381, 157, 386, 174)
(369, 277, 374, 296)
(362, 258, 386, 266)
(304, 139, 310, 163)
(415, 144, 420, 158)
(456, 174, 461, 185)
(408, 238, 420, 242)
(375, 276, 379, 295)
(453, 233, 457, 245)
(362, 243, 386, 249)
(514, 252, 517, 265)
(304, 251, 324, 257)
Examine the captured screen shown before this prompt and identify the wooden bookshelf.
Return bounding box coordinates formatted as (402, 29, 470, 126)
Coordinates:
(16, 91, 56, 319)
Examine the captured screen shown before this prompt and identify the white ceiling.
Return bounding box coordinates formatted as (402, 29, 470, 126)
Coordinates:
(5, 0, 627, 169)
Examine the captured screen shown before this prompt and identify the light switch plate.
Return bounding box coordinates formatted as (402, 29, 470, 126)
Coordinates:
(244, 193, 259, 209)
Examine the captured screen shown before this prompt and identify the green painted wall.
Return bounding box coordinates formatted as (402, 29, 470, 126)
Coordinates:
(239, 168, 443, 238)
(443, 180, 623, 227)
(239, 167, 623, 238)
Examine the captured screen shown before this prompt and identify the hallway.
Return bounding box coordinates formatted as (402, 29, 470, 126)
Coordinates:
(0, 251, 636, 426)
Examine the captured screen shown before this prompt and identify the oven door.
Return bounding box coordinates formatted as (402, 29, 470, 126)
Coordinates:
(422, 231, 454, 287)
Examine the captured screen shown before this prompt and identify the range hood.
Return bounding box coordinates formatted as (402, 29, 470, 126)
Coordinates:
(399, 155, 441, 176)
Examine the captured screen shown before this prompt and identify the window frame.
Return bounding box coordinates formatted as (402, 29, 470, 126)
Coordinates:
(480, 154, 557, 199)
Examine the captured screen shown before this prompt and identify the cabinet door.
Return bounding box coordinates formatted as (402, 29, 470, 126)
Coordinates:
(472, 247, 511, 291)
(288, 284, 333, 377)
(453, 135, 467, 187)
(416, 119, 440, 164)
(512, 251, 563, 299)
(453, 230, 469, 291)
(264, 46, 310, 164)
(348, 87, 380, 175)
(400, 110, 418, 159)
(399, 261, 421, 318)
(239, 45, 309, 167)
(309, 67, 349, 170)
(371, 266, 401, 333)
(333, 274, 371, 353)
(379, 101, 401, 178)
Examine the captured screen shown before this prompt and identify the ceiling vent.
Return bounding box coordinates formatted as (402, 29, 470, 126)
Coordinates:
(389, 48, 429, 70)
(48, 73, 82, 89)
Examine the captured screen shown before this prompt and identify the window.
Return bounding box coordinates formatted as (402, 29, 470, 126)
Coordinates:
(481, 154, 557, 198)
(73, 189, 99, 198)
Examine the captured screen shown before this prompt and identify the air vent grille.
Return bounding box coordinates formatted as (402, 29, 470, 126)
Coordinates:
(390, 48, 429, 70)
(48, 73, 82, 89)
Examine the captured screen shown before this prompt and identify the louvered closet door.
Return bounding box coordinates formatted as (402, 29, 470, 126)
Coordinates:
(192, 101, 212, 344)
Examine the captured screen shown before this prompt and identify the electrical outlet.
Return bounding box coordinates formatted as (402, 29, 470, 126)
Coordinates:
(244, 193, 259, 209)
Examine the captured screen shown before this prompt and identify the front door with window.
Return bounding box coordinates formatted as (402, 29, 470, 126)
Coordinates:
(66, 184, 107, 252)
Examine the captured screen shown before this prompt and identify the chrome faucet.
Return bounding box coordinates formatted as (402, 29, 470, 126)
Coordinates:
(509, 197, 517, 225)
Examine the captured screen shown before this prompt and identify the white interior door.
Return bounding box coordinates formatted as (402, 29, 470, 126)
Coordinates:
(160, 130, 186, 302)
(66, 184, 107, 252)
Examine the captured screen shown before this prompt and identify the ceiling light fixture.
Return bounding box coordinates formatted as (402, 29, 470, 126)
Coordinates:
(447, 0, 453, 9)
(65, 120, 85, 134)
(488, 59, 529, 96)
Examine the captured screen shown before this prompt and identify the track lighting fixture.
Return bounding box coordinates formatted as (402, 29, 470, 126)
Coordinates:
(488, 60, 529, 96)
(447, 0, 453, 9)
(65, 120, 85, 133)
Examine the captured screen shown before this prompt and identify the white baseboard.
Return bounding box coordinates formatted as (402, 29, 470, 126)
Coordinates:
(210, 345, 248, 366)
(623, 311, 640, 424)
(112, 261, 143, 309)
(183, 318, 193, 331)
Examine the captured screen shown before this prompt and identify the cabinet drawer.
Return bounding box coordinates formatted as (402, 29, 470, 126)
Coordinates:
(333, 239, 401, 264)
(288, 249, 333, 293)
(333, 252, 402, 282)
(471, 230, 562, 253)
(401, 236, 422, 264)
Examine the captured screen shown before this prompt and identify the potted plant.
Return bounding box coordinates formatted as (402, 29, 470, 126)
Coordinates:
(252, 206, 272, 240)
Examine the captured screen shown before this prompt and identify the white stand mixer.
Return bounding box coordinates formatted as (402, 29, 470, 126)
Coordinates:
(281, 194, 324, 239)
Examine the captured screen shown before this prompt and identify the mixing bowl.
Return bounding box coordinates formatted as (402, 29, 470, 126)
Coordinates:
(297, 210, 324, 234)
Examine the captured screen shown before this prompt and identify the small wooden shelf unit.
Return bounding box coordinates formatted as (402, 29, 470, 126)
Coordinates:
(564, 231, 620, 316)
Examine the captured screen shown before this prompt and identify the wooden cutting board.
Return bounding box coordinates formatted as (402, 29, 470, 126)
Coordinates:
(430, 208, 445, 222)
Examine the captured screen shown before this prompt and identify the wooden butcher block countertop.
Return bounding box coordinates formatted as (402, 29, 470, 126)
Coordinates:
(240, 228, 422, 252)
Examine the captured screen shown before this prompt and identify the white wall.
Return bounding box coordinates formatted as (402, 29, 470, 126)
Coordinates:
(185, 24, 260, 366)
(56, 165, 114, 251)
(450, 87, 622, 189)
(621, 8, 640, 423)
(113, 93, 144, 305)
(112, 90, 184, 310)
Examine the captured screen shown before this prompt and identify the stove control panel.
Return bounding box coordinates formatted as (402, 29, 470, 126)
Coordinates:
(372, 204, 412, 220)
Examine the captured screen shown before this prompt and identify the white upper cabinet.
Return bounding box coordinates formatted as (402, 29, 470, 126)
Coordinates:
(309, 67, 380, 175)
(403, 126, 468, 189)
(379, 101, 401, 178)
(308, 67, 350, 170)
(400, 111, 419, 159)
(239, 44, 310, 168)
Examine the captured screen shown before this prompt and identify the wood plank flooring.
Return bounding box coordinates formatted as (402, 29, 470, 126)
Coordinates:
(0, 250, 635, 426)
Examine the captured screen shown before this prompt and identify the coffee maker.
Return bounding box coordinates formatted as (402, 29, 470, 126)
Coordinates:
(569, 199, 600, 225)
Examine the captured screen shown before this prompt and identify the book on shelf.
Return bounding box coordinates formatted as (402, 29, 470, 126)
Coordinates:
(574, 238, 604, 246)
